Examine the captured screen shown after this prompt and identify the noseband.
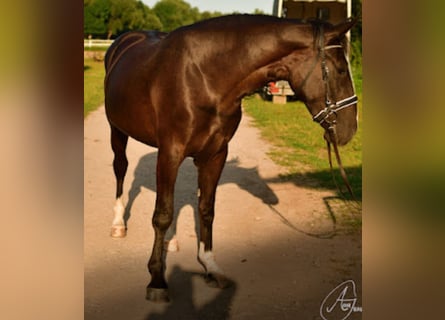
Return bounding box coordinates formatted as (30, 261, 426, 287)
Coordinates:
(312, 24, 358, 127)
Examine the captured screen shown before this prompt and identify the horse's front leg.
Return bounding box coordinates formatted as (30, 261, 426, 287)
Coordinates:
(146, 148, 183, 302)
(195, 146, 229, 288)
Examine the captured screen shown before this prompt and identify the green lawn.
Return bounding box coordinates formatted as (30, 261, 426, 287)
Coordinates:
(84, 46, 109, 51)
(84, 58, 105, 117)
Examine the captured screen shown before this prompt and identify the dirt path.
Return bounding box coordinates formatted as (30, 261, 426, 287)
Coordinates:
(84, 105, 361, 319)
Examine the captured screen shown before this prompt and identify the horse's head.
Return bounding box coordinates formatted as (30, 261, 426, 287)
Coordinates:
(289, 19, 358, 146)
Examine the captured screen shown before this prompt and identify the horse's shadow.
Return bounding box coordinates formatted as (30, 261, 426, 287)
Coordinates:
(123, 152, 279, 240)
(145, 265, 237, 320)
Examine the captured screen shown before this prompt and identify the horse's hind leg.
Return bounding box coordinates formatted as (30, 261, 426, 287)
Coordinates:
(195, 146, 229, 289)
(110, 125, 129, 238)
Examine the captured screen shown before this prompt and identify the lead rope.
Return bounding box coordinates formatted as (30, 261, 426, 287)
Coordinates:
(327, 127, 362, 212)
(267, 204, 336, 239)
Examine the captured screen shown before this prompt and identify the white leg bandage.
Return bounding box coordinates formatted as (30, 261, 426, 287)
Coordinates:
(198, 242, 224, 275)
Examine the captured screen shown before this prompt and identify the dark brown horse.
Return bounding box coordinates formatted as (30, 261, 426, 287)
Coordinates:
(104, 14, 357, 302)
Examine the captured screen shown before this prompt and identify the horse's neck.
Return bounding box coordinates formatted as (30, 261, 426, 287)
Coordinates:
(190, 22, 312, 88)
(232, 23, 311, 70)
(232, 25, 312, 93)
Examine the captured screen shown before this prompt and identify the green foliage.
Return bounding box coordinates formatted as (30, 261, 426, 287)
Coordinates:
(84, 0, 163, 38)
(134, 2, 163, 31)
(350, 0, 362, 87)
(350, 39, 362, 90)
(153, 0, 200, 31)
(351, 0, 362, 42)
(84, 0, 264, 38)
(84, 0, 110, 36)
(200, 11, 223, 20)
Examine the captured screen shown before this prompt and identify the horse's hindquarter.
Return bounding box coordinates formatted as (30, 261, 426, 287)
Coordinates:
(105, 32, 165, 147)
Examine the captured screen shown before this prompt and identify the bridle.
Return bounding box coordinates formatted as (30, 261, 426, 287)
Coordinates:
(311, 23, 359, 200)
(312, 24, 358, 127)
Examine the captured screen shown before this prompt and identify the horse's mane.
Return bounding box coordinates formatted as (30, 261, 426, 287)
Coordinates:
(177, 14, 311, 33)
(306, 19, 349, 49)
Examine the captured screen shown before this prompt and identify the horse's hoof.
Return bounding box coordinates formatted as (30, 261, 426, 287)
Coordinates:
(146, 287, 170, 303)
(205, 273, 230, 289)
(164, 238, 179, 252)
(110, 225, 126, 238)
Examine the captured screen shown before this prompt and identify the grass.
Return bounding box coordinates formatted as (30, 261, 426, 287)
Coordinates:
(243, 89, 362, 201)
(84, 58, 106, 117)
(84, 46, 110, 51)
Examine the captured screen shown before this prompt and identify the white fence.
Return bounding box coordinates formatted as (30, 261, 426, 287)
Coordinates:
(84, 39, 114, 48)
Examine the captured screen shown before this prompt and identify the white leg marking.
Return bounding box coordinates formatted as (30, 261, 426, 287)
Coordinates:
(198, 241, 224, 275)
(110, 197, 126, 238)
(112, 197, 125, 226)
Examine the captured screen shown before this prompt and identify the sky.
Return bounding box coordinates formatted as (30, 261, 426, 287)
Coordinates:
(142, 0, 275, 15)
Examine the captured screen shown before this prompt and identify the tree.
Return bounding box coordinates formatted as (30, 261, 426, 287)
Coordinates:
(122, 1, 163, 31)
(84, 0, 164, 39)
(143, 12, 164, 30)
(135, 1, 163, 30)
(199, 11, 223, 21)
(351, 0, 362, 44)
(84, 0, 110, 36)
(105, 0, 136, 39)
(84, 0, 267, 39)
(153, 0, 200, 31)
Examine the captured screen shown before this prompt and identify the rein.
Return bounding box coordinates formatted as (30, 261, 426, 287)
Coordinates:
(326, 127, 355, 200)
(312, 24, 358, 200)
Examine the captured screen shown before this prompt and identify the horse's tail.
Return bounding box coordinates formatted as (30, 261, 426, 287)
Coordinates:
(104, 31, 167, 83)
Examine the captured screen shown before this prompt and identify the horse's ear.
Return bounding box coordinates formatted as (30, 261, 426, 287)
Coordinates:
(334, 17, 358, 36)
